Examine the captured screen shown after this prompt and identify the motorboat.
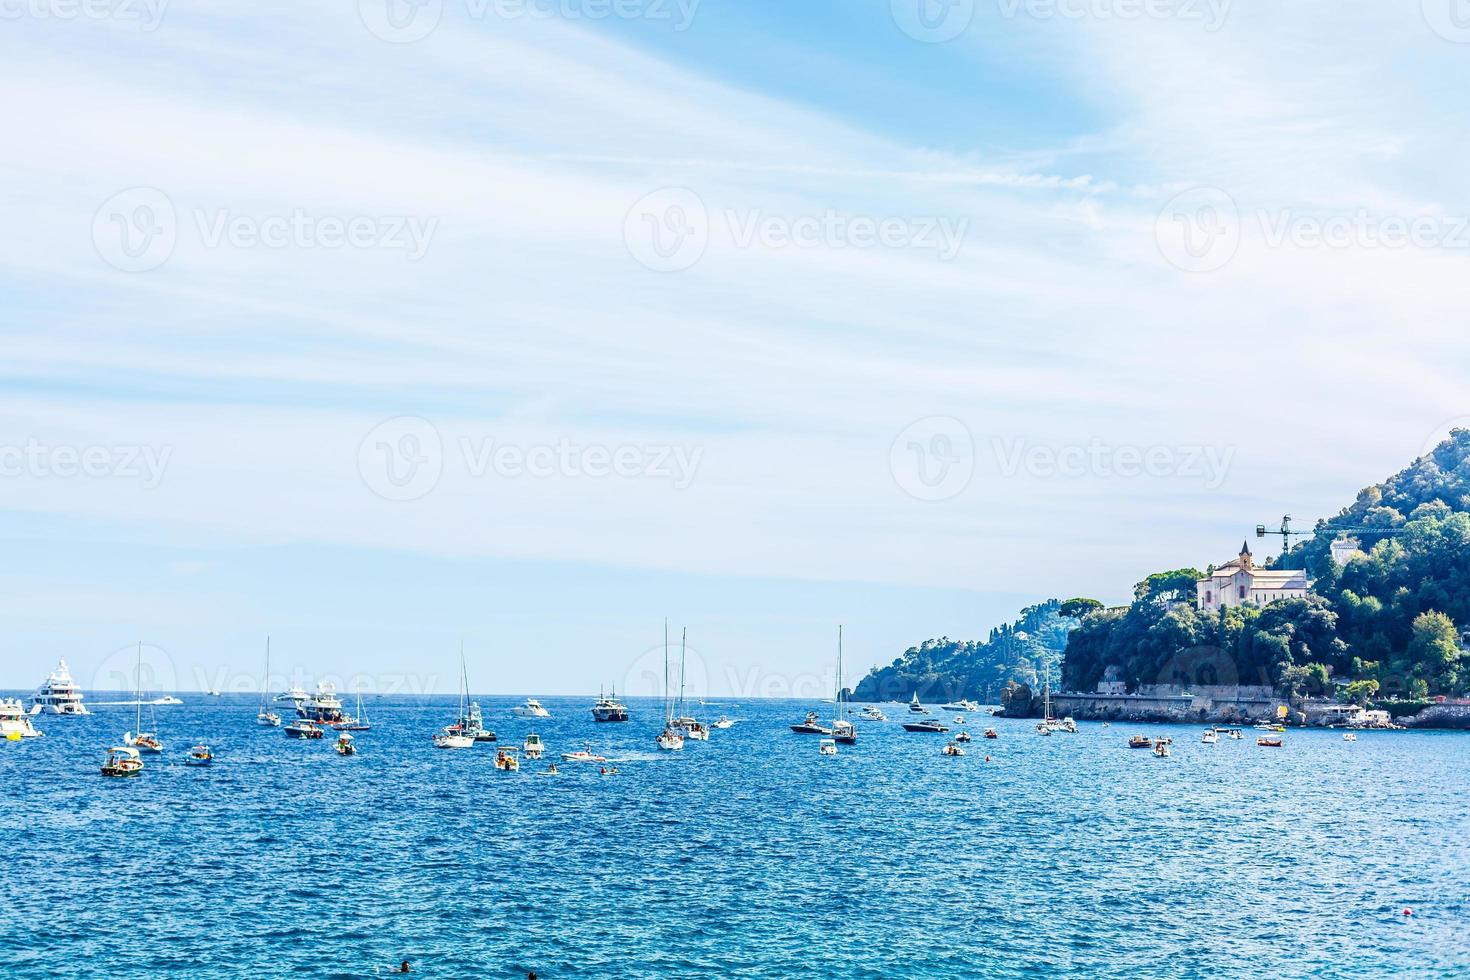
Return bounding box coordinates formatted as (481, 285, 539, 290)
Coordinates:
(1257, 735, 1284, 748)
(907, 693, 930, 715)
(954, 730, 972, 743)
(155, 695, 184, 705)
(1342, 732, 1358, 742)
(790, 711, 832, 735)
(285, 719, 324, 739)
(942, 699, 981, 712)
(861, 705, 887, 722)
(1128, 734, 1153, 749)
(1225, 728, 1244, 740)
(523, 733, 545, 759)
(186, 744, 213, 766)
(712, 716, 735, 729)
(673, 716, 710, 741)
(942, 740, 966, 757)
(902, 718, 949, 733)
(832, 719, 857, 745)
(274, 685, 309, 705)
(101, 745, 143, 777)
(954, 715, 966, 725)
(1057, 717, 1078, 733)
(1202, 730, 1219, 744)
(0, 699, 42, 739)
(1035, 723, 1053, 737)
(590, 688, 630, 722)
(561, 745, 607, 763)
(818, 737, 837, 756)
(336, 733, 357, 756)
(656, 725, 685, 751)
(983, 728, 998, 740)
(445, 702, 496, 743)
(513, 698, 551, 718)
(433, 731, 474, 749)
(205, 689, 221, 698)
(1153, 740, 1171, 758)
(296, 682, 352, 726)
(32, 660, 89, 715)
(495, 748, 520, 771)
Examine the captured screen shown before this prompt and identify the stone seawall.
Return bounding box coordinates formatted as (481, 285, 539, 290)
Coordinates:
(1033, 691, 1285, 724)
(1400, 703, 1470, 730)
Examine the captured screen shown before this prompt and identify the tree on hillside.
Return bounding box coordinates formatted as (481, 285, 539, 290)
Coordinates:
(1060, 598, 1104, 619)
(1407, 611, 1463, 694)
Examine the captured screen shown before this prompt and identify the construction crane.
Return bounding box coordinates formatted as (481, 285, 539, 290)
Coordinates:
(1255, 514, 1406, 558)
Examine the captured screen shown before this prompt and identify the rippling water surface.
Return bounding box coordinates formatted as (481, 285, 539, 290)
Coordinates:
(3, 695, 1466, 979)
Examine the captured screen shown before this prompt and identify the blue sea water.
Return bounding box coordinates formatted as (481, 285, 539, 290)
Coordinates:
(2, 695, 1467, 979)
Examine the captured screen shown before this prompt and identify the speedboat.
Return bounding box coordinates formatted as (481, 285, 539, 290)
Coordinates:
(712, 716, 734, 729)
(656, 725, 685, 751)
(1153, 740, 1171, 758)
(983, 728, 997, 740)
(818, 737, 837, 756)
(907, 693, 930, 715)
(902, 718, 949, 733)
(954, 730, 972, 743)
(942, 740, 966, 757)
(155, 695, 184, 705)
(32, 660, 89, 715)
(494, 748, 520, 771)
(185, 744, 213, 766)
(590, 688, 630, 722)
(561, 745, 607, 763)
(285, 719, 324, 739)
(954, 715, 965, 725)
(832, 718, 857, 745)
(1128, 734, 1153, 749)
(523, 733, 545, 759)
(861, 705, 887, 722)
(101, 745, 143, 777)
(790, 711, 832, 735)
(1342, 732, 1358, 742)
(1202, 730, 1219, 744)
(942, 699, 981, 712)
(0, 699, 42, 739)
(513, 698, 551, 719)
(336, 733, 357, 756)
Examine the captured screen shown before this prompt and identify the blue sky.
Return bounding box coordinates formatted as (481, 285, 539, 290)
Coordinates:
(3, 1, 1469, 695)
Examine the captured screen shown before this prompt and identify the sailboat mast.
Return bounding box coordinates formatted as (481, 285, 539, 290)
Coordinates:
(835, 624, 843, 726)
(679, 627, 687, 719)
(663, 619, 670, 724)
(459, 640, 468, 726)
(135, 641, 143, 733)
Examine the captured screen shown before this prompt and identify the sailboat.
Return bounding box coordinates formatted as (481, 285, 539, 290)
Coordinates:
(670, 628, 709, 741)
(655, 620, 685, 751)
(433, 643, 475, 749)
(831, 625, 856, 746)
(256, 637, 281, 727)
(123, 643, 164, 753)
(342, 693, 371, 732)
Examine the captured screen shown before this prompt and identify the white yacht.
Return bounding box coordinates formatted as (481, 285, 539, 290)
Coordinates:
(513, 698, 551, 718)
(33, 660, 89, 715)
(590, 687, 629, 722)
(0, 699, 42, 739)
(274, 685, 309, 705)
(523, 733, 545, 759)
(907, 692, 930, 715)
(942, 699, 981, 712)
(296, 682, 352, 726)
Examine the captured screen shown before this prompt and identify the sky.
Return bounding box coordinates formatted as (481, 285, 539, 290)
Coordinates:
(2, 0, 1469, 697)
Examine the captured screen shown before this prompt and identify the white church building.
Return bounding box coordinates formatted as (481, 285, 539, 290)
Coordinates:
(1196, 542, 1309, 612)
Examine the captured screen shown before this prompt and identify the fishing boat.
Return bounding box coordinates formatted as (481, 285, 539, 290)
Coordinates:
(590, 687, 630, 722)
(1128, 734, 1153, 749)
(285, 719, 324, 739)
(656, 621, 685, 752)
(861, 705, 887, 722)
(1153, 740, 1171, 758)
(907, 692, 930, 715)
(495, 748, 520, 771)
(902, 718, 950, 733)
(1202, 729, 1219, 744)
(336, 732, 357, 756)
(983, 728, 998, 740)
(523, 733, 545, 759)
(954, 730, 972, 743)
(942, 740, 966, 757)
(256, 638, 281, 727)
(818, 737, 837, 756)
(830, 626, 857, 746)
(513, 698, 551, 719)
(185, 744, 213, 766)
(1257, 735, 1284, 747)
(101, 745, 143, 777)
(790, 710, 832, 735)
(561, 745, 606, 763)
(0, 699, 42, 739)
(122, 643, 165, 754)
(32, 659, 89, 715)
(712, 716, 734, 729)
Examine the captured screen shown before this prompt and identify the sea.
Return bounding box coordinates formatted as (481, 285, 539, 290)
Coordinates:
(2, 695, 1467, 979)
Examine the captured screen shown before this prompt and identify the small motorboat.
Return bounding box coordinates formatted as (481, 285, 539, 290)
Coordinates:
(1202, 730, 1219, 744)
(1257, 735, 1284, 748)
(1226, 728, 1244, 740)
(656, 725, 685, 751)
(336, 733, 356, 756)
(561, 745, 608, 763)
(513, 698, 551, 719)
(712, 716, 734, 729)
(1153, 740, 1170, 758)
(1128, 734, 1153, 749)
(954, 715, 966, 725)
(901, 718, 950, 733)
(818, 738, 837, 756)
(285, 720, 324, 740)
(523, 733, 545, 759)
(433, 731, 474, 749)
(954, 730, 972, 743)
(790, 711, 832, 735)
(494, 748, 520, 771)
(185, 744, 213, 766)
(983, 728, 998, 740)
(861, 705, 887, 722)
(673, 716, 710, 741)
(942, 740, 966, 756)
(101, 745, 143, 777)
(1342, 732, 1358, 742)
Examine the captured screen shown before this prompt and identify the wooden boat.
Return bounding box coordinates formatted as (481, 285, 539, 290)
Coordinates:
(1257, 735, 1284, 747)
(101, 745, 143, 777)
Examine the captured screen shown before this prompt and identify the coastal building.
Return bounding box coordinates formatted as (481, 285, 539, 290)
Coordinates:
(1330, 536, 1365, 567)
(1197, 542, 1308, 613)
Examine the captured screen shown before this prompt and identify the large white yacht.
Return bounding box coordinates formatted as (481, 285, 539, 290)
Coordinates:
(0, 699, 42, 738)
(32, 660, 89, 715)
(512, 698, 551, 718)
